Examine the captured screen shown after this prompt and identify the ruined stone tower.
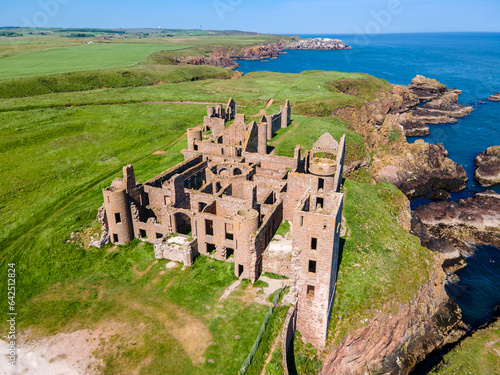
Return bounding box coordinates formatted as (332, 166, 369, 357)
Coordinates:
(99, 99, 345, 350)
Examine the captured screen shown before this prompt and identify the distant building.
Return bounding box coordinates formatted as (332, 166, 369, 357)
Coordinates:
(99, 99, 345, 349)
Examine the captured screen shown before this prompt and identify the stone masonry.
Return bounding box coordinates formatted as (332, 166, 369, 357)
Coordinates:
(99, 98, 345, 349)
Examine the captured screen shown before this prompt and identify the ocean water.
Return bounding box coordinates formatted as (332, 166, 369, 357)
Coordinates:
(236, 33, 500, 326)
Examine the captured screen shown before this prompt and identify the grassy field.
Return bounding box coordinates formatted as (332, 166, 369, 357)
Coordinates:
(430, 318, 500, 374)
(0, 43, 188, 78)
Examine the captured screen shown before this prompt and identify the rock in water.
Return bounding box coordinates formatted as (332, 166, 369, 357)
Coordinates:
(487, 93, 500, 101)
(474, 146, 500, 186)
(414, 191, 500, 252)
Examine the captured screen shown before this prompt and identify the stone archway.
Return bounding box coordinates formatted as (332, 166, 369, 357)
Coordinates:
(233, 168, 242, 176)
(174, 212, 192, 235)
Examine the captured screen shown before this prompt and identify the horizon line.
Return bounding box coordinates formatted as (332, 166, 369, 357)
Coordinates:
(2, 27, 500, 36)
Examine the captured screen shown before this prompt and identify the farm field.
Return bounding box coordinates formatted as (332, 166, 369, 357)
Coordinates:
(0, 42, 187, 78)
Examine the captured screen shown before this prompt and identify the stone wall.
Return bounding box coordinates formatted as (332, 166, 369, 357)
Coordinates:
(281, 305, 297, 375)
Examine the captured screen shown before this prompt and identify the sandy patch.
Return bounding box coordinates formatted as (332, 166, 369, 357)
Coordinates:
(0, 325, 123, 375)
(153, 150, 166, 155)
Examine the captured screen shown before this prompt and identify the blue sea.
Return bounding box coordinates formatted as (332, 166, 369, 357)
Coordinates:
(236, 33, 500, 327)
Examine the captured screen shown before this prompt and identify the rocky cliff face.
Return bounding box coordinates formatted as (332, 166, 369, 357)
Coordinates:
(474, 146, 500, 187)
(320, 266, 467, 375)
(284, 38, 351, 50)
(413, 191, 500, 252)
(329, 77, 470, 200)
(372, 140, 468, 200)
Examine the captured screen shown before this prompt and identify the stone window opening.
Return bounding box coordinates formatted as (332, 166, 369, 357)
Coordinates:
(323, 220, 328, 231)
(317, 197, 324, 209)
(115, 212, 121, 224)
(205, 219, 214, 236)
(225, 223, 234, 240)
(311, 237, 318, 250)
(156, 233, 163, 239)
(113, 234, 118, 243)
(207, 243, 216, 255)
(300, 216, 304, 227)
(308, 260, 317, 274)
(307, 285, 315, 297)
(318, 178, 324, 191)
(226, 248, 234, 259)
(238, 264, 244, 277)
(140, 229, 147, 238)
(199, 202, 207, 212)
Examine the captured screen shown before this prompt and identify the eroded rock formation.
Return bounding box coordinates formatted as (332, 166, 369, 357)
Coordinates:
(474, 146, 500, 187)
(412, 91, 473, 124)
(413, 191, 500, 252)
(320, 266, 467, 375)
(372, 140, 468, 200)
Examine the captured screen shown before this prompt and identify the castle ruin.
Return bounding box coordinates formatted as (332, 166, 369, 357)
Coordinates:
(100, 98, 345, 349)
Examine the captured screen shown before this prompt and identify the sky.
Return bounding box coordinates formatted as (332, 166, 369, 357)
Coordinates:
(2, 0, 500, 34)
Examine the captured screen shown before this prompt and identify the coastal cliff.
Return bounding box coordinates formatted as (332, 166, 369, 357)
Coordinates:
(159, 37, 351, 69)
(321, 266, 467, 375)
(329, 79, 469, 200)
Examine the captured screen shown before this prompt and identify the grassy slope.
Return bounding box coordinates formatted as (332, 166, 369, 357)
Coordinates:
(0, 70, 388, 112)
(328, 180, 434, 346)
(431, 319, 500, 374)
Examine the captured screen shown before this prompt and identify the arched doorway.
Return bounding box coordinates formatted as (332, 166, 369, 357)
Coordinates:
(174, 212, 192, 235)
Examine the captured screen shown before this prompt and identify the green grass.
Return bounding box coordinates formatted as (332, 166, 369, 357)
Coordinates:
(0, 43, 186, 78)
(326, 180, 434, 347)
(14, 248, 269, 374)
(293, 332, 323, 375)
(265, 347, 284, 375)
(269, 115, 368, 166)
(0, 102, 207, 303)
(0, 65, 234, 99)
(274, 220, 290, 238)
(430, 319, 500, 375)
(245, 306, 289, 375)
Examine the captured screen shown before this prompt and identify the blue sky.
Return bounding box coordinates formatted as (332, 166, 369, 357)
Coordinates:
(2, 0, 500, 34)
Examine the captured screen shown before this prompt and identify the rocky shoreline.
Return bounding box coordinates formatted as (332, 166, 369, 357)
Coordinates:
(397, 75, 474, 136)
(412, 190, 500, 253)
(169, 37, 351, 69)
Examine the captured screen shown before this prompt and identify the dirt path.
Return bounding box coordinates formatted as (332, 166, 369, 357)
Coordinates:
(132, 260, 158, 277)
(141, 100, 246, 108)
(219, 279, 241, 301)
